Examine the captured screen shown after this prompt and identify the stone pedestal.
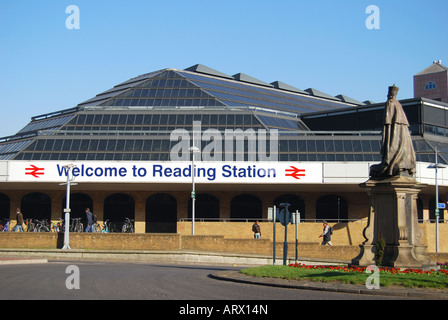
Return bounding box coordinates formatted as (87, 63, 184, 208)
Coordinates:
(351, 175, 437, 269)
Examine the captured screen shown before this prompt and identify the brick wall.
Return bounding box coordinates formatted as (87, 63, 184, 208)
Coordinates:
(0, 232, 360, 261)
(178, 221, 369, 245)
(0, 222, 446, 262)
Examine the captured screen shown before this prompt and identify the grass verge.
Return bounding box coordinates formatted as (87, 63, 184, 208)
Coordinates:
(240, 264, 448, 289)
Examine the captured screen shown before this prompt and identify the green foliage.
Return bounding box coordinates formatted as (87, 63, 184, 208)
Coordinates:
(375, 237, 386, 266)
(240, 264, 448, 289)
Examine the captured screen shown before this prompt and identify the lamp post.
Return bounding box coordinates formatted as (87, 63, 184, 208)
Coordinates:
(60, 164, 77, 250)
(428, 148, 446, 253)
(189, 146, 200, 235)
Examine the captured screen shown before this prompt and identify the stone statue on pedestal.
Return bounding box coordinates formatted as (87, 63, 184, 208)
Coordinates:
(370, 85, 416, 178)
(352, 85, 436, 269)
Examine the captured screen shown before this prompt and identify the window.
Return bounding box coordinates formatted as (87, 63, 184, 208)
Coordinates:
(425, 81, 437, 90)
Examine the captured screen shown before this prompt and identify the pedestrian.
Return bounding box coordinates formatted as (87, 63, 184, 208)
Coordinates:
(84, 208, 94, 232)
(252, 221, 261, 239)
(12, 208, 24, 232)
(319, 220, 333, 246)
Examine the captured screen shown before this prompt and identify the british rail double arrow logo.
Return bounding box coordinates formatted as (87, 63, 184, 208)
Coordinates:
(285, 166, 306, 179)
(25, 165, 45, 178)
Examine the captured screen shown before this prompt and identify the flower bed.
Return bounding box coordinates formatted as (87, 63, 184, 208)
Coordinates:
(288, 262, 448, 276)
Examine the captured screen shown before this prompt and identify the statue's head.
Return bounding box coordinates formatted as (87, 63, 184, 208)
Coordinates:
(388, 85, 399, 99)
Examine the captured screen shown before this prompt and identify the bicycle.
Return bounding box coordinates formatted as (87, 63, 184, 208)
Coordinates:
(25, 219, 36, 232)
(35, 219, 50, 232)
(92, 222, 101, 233)
(101, 219, 110, 233)
(121, 218, 134, 233)
(70, 218, 84, 233)
(0, 220, 10, 232)
(51, 219, 64, 232)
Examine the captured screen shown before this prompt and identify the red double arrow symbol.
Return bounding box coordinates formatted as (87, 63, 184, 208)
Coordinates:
(285, 166, 306, 179)
(25, 165, 45, 178)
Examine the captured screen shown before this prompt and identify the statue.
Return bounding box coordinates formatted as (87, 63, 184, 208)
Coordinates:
(369, 85, 416, 178)
(352, 85, 436, 269)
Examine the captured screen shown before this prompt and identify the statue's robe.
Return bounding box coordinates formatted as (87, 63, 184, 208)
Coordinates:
(370, 98, 416, 177)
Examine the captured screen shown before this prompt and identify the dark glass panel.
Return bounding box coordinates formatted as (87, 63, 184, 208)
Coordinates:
(102, 114, 111, 125)
(107, 140, 117, 151)
(334, 140, 343, 152)
(85, 115, 94, 125)
(44, 140, 55, 151)
(93, 115, 102, 125)
(352, 140, 361, 152)
(316, 140, 325, 152)
(124, 140, 134, 151)
(116, 140, 125, 151)
(343, 140, 352, 152)
(110, 115, 119, 124)
(325, 140, 334, 152)
(307, 140, 316, 152)
(71, 140, 81, 151)
(89, 140, 99, 151)
(288, 140, 297, 151)
(54, 140, 63, 150)
(127, 115, 135, 125)
(152, 115, 160, 125)
(35, 140, 45, 151)
(361, 140, 372, 152)
(62, 140, 72, 151)
(134, 140, 143, 151)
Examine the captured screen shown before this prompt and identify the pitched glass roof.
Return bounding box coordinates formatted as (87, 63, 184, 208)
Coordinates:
(177, 70, 353, 114)
(77, 66, 358, 115)
(2, 64, 448, 163)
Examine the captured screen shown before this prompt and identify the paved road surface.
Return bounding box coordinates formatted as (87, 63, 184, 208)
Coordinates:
(0, 260, 396, 301)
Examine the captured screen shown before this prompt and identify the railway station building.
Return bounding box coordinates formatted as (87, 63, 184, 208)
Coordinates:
(0, 63, 447, 249)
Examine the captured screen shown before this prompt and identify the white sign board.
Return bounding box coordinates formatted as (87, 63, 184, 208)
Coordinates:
(7, 161, 323, 184)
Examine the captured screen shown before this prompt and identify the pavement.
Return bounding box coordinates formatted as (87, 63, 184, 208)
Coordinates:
(0, 248, 447, 300)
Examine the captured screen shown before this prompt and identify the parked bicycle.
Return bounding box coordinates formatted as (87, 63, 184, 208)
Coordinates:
(70, 218, 84, 233)
(25, 219, 36, 232)
(51, 219, 64, 233)
(92, 222, 101, 233)
(0, 220, 10, 232)
(121, 218, 134, 233)
(101, 219, 110, 233)
(34, 219, 50, 232)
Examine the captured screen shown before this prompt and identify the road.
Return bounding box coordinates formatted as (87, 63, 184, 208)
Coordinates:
(0, 260, 395, 302)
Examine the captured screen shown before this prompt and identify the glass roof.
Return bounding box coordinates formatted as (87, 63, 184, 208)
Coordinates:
(2, 65, 448, 164)
(77, 68, 356, 116)
(178, 71, 350, 114)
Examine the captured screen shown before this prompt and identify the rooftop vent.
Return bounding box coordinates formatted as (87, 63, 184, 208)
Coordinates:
(271, 81, 309, 94)
(232, 73, 273, 87)
(305, 88, 341, 101)
(335, 94, 365, 105)
(184, 64, 233, 79)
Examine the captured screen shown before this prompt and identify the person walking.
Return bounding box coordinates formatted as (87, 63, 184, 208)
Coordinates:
(12, 208, 24, 232)
(84, 208, 94, 232)
(252, 221, 261, 239)
(319, 220, 333, 245)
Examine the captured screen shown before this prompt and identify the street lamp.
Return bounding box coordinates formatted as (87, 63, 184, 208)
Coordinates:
(189, 146, 200, 235)
(428, 148, 446, 253)
(60, 164, 78, 250)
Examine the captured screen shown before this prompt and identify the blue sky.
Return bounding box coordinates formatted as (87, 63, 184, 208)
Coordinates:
(0, 0, 447, 137)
